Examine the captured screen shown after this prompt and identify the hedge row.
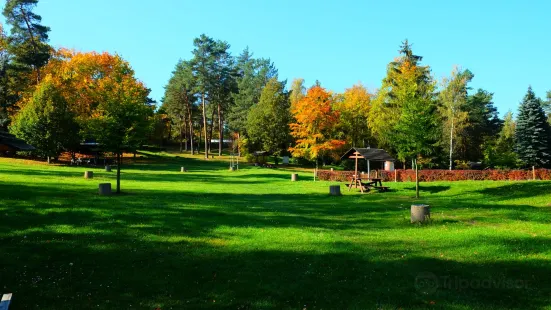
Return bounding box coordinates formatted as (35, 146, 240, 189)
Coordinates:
(317, 169, 551, 182)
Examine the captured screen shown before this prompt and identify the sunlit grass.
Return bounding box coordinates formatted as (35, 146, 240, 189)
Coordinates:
(1, 154, 550, 309)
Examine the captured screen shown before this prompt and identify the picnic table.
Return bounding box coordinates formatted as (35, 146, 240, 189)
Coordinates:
(347, 175, 388, 193)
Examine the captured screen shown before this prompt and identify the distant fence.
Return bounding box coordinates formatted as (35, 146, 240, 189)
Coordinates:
(316, 169, 551, 182)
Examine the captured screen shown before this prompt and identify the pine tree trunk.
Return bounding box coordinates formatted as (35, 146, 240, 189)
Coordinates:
(208, 107, 216, 155)
(202, 93, 208, 159)
(449, 117, 454, 170)
(179, 121, 184, 153)
(116, 152, 122, 194)
(218, 103, 223, 156)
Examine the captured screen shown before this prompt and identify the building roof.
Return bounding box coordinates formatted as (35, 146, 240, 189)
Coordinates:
(0, 131, 35, 151)
(340, 147, 395, 162)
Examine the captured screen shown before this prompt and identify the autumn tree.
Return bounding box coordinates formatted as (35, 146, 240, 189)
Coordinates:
(391, 60, 438, 198)
(438, 68, 472, 170)
(246, 77, 290, 164)
(0, 24, 10, 129)
(335, 83, 372, 148)
(369, 40, 432, 150)
(289, 78, 306, 108)
(10, 79, 79, 163)
(289, 85, 345, 166)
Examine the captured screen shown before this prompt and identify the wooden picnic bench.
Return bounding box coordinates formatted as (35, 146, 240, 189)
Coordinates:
(347, 176, 388, 193)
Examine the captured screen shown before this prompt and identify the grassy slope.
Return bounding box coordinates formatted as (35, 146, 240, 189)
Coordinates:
(0, 154, 550, 310)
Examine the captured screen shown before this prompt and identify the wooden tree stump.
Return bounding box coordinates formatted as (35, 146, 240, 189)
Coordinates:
(291, 173, 298, 181)
(411, 204, 430, 223)
(181, 167, 187, 173)
(98, 183, 112, 195)
(84, 171, 94, 179)
(329, 185, 341, 196)
(105, 165, 112, 172)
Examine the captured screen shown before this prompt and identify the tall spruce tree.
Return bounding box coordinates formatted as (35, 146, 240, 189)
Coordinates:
(515, 87, 551, 167)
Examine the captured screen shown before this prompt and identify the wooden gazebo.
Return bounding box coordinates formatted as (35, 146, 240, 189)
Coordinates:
(341, 147, 395, 193)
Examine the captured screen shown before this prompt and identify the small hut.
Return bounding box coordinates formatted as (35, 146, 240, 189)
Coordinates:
(341, 147, 395, 177)
(0, 131, 35, 153)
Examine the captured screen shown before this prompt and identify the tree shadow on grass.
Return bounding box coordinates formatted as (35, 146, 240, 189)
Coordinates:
(477, 181, 551, 201)
(404, 185, 451, 194)
(0, 225, 548, 309)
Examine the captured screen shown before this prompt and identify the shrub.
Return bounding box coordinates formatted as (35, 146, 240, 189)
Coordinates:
(317, 169, 551, 182)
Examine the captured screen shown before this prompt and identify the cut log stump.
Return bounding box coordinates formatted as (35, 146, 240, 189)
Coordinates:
(291, 173, 298, 181)
(84, 171, 93, 179)
(98, 183, 112, 196)
(181, 167, 187, 173)
(411, 204, 430, 223)
(1, 293, 12, 310)
(105, 165, 112, 172)
(329, 185, 341, 196)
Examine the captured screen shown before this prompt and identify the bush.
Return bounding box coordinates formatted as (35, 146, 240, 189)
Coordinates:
(317, 168, 551, 182)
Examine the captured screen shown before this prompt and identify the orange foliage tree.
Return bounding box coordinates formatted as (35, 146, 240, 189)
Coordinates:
(289, 85, 345, 163)
(18, 48, 151, 121)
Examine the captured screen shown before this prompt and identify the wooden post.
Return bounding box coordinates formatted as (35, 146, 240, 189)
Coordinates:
(84, 171, 93, 179)
(329, 185, 341, 196)
(105, 165, 111, 172)
(411, 204, 430, 223)
(394, 168, 397, 182)
(181, 167, 187, 173)
(367, 160, 371, 178)
(98, 183, 112, 196)
(291, 173, 298, 181)
(532, 166, 536, 180)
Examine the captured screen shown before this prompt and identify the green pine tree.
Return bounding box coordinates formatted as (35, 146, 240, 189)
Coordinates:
(3, 0, 51, 82)
(515, 87, 551, 167)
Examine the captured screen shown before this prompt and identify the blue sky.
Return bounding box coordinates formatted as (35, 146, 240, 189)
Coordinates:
(2, 0, 550, 115)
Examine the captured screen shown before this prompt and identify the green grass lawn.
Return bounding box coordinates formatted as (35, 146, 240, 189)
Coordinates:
(1, 154, 550, 309)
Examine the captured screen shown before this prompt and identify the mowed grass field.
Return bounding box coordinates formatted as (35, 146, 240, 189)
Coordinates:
(1, 154, 551, 310)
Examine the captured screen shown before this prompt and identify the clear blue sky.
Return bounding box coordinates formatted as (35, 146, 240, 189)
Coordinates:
(2, 0, 550, 116)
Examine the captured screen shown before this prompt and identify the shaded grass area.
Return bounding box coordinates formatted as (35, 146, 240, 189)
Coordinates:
(1, 156, 551, 309)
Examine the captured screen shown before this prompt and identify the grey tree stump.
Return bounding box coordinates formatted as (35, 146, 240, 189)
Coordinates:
(84, 171, 93, 179)
(291, 173, 298, 181)
(98, 183, 112, 196)
(411, 204, 430, 223)
(329, 185, 341, 196)
(105, 165, 111, 172)
(181, 167, 187, 173)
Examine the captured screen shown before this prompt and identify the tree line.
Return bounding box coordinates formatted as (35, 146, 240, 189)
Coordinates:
(162, 37, 551, 170)
(2, 1, 550, 176)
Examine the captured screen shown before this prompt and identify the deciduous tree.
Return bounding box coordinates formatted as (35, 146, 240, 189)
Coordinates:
(289, 85, 345, 164)
(246, 77, 290, 163)
(10, 79, 79, 163)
